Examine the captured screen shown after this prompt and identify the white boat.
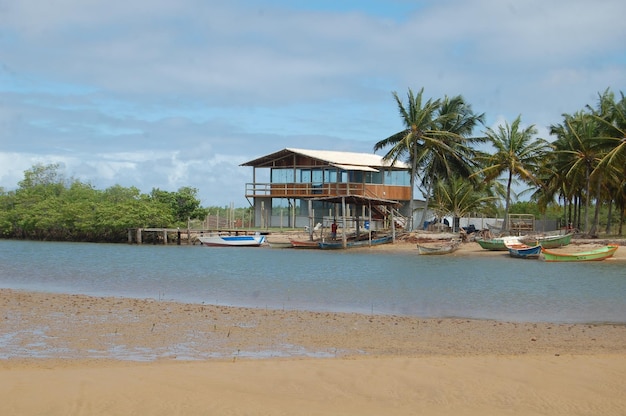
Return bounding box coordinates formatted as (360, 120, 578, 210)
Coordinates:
(417, 240, 460, 255)
(198, 233, 266, 247)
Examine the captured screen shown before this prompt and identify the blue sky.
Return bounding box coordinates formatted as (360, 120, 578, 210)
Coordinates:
(1, 0, 625, 207)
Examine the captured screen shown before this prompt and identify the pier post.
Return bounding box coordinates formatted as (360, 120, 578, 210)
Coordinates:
(136, 228, 143, 244)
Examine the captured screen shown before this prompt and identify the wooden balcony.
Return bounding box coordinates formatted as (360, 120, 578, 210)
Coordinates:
(244, 182, 411, 201)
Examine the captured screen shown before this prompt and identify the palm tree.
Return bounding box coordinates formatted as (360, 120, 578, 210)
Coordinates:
(473, 115, 552, 232)
(374, 88, 484, 230)
(590, 89, 626, 234)
(550, 111, 604, 234)
(373, 88, 440, 230)
(431, 174, 497, 220)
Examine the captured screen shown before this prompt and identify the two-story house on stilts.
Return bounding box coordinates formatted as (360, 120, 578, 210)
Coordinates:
(241, 148, 417, 232)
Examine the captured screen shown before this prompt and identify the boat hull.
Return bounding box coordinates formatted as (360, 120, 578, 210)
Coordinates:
(541, 245, 618, 262)
(507, 244, 541, 259)
(521, 233, 572, 249)
(319, 235, 393, 249)
(198, 234, 266, 247)
(475, 236, 520, 251)
(417, 241, 460, 255)
(289, 239, 320, 249)
(267, 241, 293, 249)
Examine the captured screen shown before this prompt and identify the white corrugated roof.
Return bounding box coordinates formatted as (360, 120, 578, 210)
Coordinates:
(286, 148, 408, 169)
(329, 163, 379, 172)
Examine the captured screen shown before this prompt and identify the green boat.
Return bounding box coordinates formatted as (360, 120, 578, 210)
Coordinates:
(541, 245, 618, 262)
(318, 234, 393, 249)
(475, 236, 521, 251)
(521, 233, 572, 249)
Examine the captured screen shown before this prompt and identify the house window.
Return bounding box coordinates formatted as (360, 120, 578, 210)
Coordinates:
(385, 170, 410, 186)
(271, 168, 293, 183)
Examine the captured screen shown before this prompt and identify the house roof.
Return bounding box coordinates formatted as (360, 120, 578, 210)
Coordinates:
(240, 148, 409, 170)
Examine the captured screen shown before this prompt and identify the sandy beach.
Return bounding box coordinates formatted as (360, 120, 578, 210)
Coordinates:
(2, 239, 626, 415)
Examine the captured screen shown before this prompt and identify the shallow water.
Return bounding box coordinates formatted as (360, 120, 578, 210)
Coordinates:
(1, 239, 625, 323)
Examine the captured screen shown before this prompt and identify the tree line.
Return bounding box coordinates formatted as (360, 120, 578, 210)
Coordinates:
(0, 163, 248, 242)
(1, 87, 624, 241)
(374, 87, 625, 236)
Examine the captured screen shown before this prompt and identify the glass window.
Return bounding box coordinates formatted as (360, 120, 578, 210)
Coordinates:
(348, 171, 363, 183)
(299, 169, 311, 183)
(311, 169, 323, 184)
(271, 168, 293, 183)
(324, 169, 338, 182)
(385, 170, 411, 186)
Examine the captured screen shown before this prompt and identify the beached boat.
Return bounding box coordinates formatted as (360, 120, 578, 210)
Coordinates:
(289, 239, 321, 249)
(198, 233, 266, 247)
(520, 233, 572, 249)
(486, 221, 503, 234)
(267, 240, 293, 249)
(417, 240, 460, 255)
(318, 234, 393, 249)
(507, 243, 542, 259)
(541, 245, 618, 262)
(475, 236, 520, 251)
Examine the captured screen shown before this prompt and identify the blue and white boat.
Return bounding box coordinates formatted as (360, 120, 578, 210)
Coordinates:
(507, 243, 542, 259)
(198, 232, 266, 247)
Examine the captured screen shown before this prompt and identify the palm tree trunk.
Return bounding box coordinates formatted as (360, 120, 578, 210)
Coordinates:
(502, 171, 513, 231)
(605, 199, 613, 234)
(408, 146, 417, 231)
(419, 168, 436, 231)
(619, 200, 624, 236)
(584, 165, 591, 233)
(589, 172, 603, 236)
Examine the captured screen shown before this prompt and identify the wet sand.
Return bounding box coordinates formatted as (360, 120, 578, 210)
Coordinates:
(1, 239, 625, 415)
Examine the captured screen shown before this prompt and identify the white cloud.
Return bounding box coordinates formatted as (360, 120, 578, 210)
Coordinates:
(1, 0, 624, 205)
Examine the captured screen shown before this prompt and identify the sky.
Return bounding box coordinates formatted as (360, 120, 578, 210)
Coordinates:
(1, 0, 625, 207)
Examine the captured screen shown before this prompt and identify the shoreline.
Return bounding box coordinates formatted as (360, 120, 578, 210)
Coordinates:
(3, 289, 626, 363)
(2, 289, 626, 415)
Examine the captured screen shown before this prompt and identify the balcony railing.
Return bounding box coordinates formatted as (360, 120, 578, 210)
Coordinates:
(245, 182, 368, 198)
(245, 182, 411, 201)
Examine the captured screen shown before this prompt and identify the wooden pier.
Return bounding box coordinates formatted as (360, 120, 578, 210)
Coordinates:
(128, 228, 266, 245)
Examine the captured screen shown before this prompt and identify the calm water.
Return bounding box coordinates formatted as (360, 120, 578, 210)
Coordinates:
(1, 239, 625, 324)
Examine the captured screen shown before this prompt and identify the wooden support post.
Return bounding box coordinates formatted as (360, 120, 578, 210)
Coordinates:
(128, 229, 133, 244)
(136, 228, 142, 244)
(308, 200, 314, 241)
(341, 196, 347, 249)
(391, 208, 396, 242)
(368, 201, 372, 246)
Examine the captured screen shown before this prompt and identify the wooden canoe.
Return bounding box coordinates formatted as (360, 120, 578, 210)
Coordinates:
(541, 245, 618, 262)
(475, 236, 520, 251)
(318, 235, 393, 250)
(289, 239, 321, 249)
(417, 240, 460, 255)
(521, 233, 572, 249)
(507, 244, 541, 259)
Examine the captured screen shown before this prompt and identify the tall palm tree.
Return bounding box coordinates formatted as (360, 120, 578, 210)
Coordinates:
(591, 89, 626, 234)
(373, 88, 440, 230)
(414, 95, 486, 227)
(374, 88, 484, 230)
(550, 111, 604, 234)
(473, 115, 552, 232)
